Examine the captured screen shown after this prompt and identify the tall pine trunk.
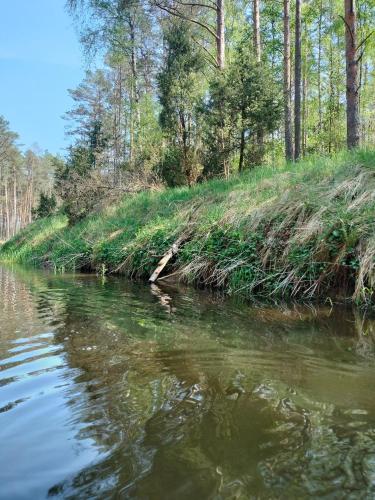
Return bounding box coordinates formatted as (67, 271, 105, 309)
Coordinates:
(216, 0, 225, 69)
(294, 0, 302, 161)
(129, 16, 140, 167)
(5, 180, 10, 241)
(344, 0, 360, 149)
(238, 107, 246, 172)
(302, 66, 308, 155)
(13, 175, 17, 237)
(253, 0, 264, 154)
(216, 0, 226, 176)
(317, 0, 323, 133)
(283, 0, 293, 161)
(253, 0, 261, 63)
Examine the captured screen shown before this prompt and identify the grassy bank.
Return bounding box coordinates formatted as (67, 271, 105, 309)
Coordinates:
(1, 150, 375, 305)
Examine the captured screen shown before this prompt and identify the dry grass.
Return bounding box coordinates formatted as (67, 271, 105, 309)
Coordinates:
(174, 152, 375, 304)
(1, 149, 375, 305)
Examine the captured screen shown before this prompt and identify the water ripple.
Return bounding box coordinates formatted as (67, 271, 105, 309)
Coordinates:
(1, 266, 375, 499)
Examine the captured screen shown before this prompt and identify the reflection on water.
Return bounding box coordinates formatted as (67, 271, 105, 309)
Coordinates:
(1, 266, 375, 498)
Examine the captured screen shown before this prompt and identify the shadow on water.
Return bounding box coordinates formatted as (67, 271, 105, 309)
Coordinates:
(1, 265, 375, 498)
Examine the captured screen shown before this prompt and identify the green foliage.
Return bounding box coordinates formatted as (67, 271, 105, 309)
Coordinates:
(3, 150, 375, 305)
(0, 215, 68, 264)
(229, 34, 282, 166)
(54, 146, 105, 224)
(201, 72, 234, 178)
(63, 0, 375, 190)
(0, 116, 57, 241)
(158, 21, 205, 185)
(158, 147, 187, 187)
(33, 193, 57, 219)
(135, 94, 163, 172)
(202, 34, 282, 177)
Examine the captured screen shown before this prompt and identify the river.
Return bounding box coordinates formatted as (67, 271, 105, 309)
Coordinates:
(1, 265, 375, 498)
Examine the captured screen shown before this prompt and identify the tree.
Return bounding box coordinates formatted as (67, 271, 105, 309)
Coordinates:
(216, 0, 225, 69)
(283, 0, 293, 161)
(158, 21, 205, 185)
(0, 118, 56, 239)
(253, 0, 265, 151)
(202, 73, 234, 178)
(33, 193, 57, 219)
(153, 0, 226, 69)
(54, 146, 107, 223)
(294, 0, 302, 160)
(67, 0, 157, 168)
(344, 0, 360, 149)
(253, 0, 261, 63)
(64, 70, 110, 167)
(230, 40, 282, 171)
(0, 117, 19, 239)
(203, 34, 281, 176)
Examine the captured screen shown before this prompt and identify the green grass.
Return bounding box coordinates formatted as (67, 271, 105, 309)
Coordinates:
(2, 149, 375, 304)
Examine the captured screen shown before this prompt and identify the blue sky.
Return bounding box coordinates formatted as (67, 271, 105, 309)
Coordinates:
(0, 0, 85, 154)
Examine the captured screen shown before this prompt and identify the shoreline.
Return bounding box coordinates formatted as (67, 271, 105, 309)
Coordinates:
(1, 150, 375, 307)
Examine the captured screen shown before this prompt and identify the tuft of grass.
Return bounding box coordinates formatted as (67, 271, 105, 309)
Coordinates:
(1, 149, 375, 305)
(0, 215, 68, 265)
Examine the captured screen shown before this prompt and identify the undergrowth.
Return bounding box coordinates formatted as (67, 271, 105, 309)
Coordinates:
(1, 149, 375, 305)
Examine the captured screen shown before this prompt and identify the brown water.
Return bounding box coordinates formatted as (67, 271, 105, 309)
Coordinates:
(1, 266, 375, 499)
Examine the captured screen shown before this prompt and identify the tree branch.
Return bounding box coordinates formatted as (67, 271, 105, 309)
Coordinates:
(191, 35, 218, 67)
(356, 30, 374, 52)
(339, 15, 355, 45)
(153, 1, 218, 40)
(173, 0, 217, 11)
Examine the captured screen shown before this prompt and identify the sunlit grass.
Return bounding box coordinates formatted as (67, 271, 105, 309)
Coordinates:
(0, 215, 68, 264)
(1, 149, 375, 304)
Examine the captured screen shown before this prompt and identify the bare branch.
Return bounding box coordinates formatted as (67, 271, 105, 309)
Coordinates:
(356, 30, 374, 52)
(191, 35, 218, 67)
(153, 1, 218, 40)
(173, 0, 217, 11)
(339, 15, 355, 45)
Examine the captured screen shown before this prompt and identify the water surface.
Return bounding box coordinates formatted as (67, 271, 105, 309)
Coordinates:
(1, 265, 375, 499)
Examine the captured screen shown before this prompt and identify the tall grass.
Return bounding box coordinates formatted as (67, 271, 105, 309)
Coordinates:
(1, 149, 375, 304)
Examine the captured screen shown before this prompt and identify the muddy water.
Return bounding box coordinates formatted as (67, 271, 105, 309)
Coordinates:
(1, 265, 375, 499)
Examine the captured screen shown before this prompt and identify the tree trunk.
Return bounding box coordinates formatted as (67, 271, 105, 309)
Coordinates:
(253, 0, 264, 151)
(253, 0, 261, 63)
(129, 17, 140, 166)
(361, 62, 369, 144)
(302, 70, 308, 155)
(317, 0, 323, 132)
(13, 174, 17, 236)
(215, 0, 226, 177)
(5, 180, 9, 240)
(283, 0, 293, 161)
(238, 123, 245, 173)
(294, 0, 302, 161)
(216, 0, 225, 70)
(328, 30, 334, 154)
(29, 162, 34, 223)
(344, 0, 360, 149)
(149, 236, 186, 283)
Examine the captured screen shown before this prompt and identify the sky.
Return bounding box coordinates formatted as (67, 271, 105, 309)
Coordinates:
(0, 0, 85, 155)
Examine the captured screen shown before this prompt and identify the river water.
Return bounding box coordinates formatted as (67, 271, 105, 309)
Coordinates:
(1, 265, 375, 499)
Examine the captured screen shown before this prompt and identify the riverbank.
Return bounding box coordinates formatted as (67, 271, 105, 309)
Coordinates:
(1, 150, 375, 304)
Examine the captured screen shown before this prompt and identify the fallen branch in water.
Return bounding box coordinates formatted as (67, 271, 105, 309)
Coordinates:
(149, 236, 186, 283)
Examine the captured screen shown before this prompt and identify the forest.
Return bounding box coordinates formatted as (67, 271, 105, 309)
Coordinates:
(0, 0, 374, 234)
(0, 118, 56, 240)
(1, 0, 375, 304)
(2, 2, 375, 497)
